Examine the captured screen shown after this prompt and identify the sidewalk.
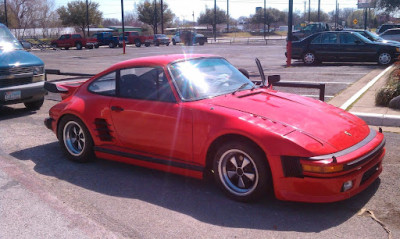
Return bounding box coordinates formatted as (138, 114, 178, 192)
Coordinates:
(329, 64, 400, 131)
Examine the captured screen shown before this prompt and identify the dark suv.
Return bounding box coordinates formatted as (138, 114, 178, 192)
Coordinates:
(376, 24, 400, 34)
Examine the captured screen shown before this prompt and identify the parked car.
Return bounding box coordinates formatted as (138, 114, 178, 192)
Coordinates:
(0, 23, 46, 110)
(292, 22, 331, 41)
(120, 31, 153, 47)
(91, 32, 119, 48)
(44, 54, 385, 203)
(172, 29, 207, 46)
(376, 23, 400, 34)
(19, 39, 32, 50)
(50, 34, 98, 50)
(153, 34, 170, 46)
(379, 28, 400, 42)
(346, 29, 400, 46)
(289, 31, 400, 65)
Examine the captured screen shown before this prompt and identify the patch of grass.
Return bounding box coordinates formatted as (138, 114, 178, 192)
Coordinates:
(375, 62, 400, 106)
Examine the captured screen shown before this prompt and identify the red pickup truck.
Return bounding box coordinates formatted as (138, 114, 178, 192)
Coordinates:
(121, 31, 153, 47)
(51, 34, 98, 50)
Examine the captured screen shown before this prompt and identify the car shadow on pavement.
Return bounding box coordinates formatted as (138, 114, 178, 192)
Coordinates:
(11, 142, 380, 233)
(288, 61, 388, 68)
(0, 106, 37, 120)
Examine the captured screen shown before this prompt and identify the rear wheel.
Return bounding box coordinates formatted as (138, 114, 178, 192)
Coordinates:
(303, 52, 317, 65)
(58, 115, 95, 163)
(109, 42, 115, 48)
(76, 42, 82, 50)
(134, 40, 141, 47)
(172, 39, 176, 45)
(94, 44, 99, 48)
(24, 97, 44, 110)
(377, 52, 392, 65)
(213, 141, 270, 202)
(145, 42, 150, 47)
(199, 40, 205, 45)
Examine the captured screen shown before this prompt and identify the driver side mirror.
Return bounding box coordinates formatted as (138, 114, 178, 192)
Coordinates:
(268, 75, 280, 86)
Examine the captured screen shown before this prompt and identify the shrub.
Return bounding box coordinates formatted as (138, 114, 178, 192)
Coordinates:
(375, 67, 400, 106)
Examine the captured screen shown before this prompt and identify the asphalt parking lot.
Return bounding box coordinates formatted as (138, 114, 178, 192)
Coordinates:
(0, 42, 399, 238)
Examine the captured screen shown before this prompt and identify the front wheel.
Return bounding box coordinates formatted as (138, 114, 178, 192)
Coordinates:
(58, 115, 95, 163)
(303, 52, 317, 65)
(24, 97, 44, 110)
(109, 42, 115, 48)
(213, 141, 270, 202)
(377, 52, 392, 65)
(135, 40, 141, 47)
(145, 42, 150, 47)
(172, 39, 176, 45)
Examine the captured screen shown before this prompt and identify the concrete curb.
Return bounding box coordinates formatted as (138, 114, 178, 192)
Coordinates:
(353, 112, 400, 127)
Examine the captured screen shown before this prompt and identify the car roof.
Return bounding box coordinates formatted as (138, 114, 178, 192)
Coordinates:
(109, 54, 217, 70)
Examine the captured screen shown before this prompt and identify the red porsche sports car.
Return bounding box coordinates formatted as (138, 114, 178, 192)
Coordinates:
(44, 54, 385, 203)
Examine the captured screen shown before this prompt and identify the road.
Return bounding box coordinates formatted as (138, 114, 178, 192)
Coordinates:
(0, 42, 399, 238)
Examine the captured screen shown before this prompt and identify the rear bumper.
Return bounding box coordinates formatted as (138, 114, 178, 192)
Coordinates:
(44, 117, 54, 131)
(0, 81, 47, 105)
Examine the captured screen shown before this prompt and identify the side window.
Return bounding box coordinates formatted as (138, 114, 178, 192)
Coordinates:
(65, 35, 71, 39)
(88, 72, 116, 96)
(59, 35, 65, 40)
(119, 67, 175, 102)
(311, 34, 322, 44)
(339, 33, 358, 44)
(320, 33, 337, 44)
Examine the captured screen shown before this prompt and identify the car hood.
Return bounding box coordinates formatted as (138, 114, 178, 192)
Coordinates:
(0, 49, 44, 68)
(209, 89, 369, 151)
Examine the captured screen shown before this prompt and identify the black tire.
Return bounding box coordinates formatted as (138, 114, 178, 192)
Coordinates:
(65, 47, 69, 50)
(166, 43, 170, 46)
(109, 42, 115, 48)
(145, 42, 150, 47)
(302, 52, 317, 65)
(87, 45, 93, 49)
(95, 44, 99, 48)
(57, 115, 95, 163)
(213, 141, 270, 202)
(118, 43, 123, 48)
(76, 42, 82, 50)
(199, 40, 205, 46)
(51, 43, 57, 49)
(24, 97, 44, 110)
(135, 40, 141, 47)
(377, 52, 392, 65)
(172, 39, 176, 45)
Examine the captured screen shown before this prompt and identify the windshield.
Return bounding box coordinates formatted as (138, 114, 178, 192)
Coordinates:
(362, 31, 381, 41)
(352, 32, 373, 43)
(169, 58, 255, 101)
(0, 25, 23, 51)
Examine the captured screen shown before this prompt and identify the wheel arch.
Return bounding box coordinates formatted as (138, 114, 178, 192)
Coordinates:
(205, 134, 270, 174)
(56, 113, 90, 140)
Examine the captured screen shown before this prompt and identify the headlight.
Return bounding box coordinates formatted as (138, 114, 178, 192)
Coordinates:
(33, 66, 44, 75)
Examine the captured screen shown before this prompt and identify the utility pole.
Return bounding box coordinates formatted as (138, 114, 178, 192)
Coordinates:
(308, 0, 310, 22)
(263, 0, 266, 39)
(364, 8, 368, 30)
(86, 0, 89, 37)
(214, 0, 216, 41)
(121, 0, 126, 54)
(3, 0, 7, 27)
(227, 0, 229, 33)
(335, 0, 338, 29)
(317, 0, 320, 21)
(304, 1, 306, 22)
(161, 0, 164, 34)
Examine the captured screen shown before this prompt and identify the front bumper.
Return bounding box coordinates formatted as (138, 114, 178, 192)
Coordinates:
(0, 80, 47, 105)
(271, 129, 385, 203)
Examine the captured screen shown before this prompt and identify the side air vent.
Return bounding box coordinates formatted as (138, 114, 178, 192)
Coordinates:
(94, 118, 114, 142)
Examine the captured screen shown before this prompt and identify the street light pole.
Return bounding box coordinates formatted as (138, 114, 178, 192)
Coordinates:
(317, 0, 320, 21)
(263, 0, 266, 39)
(161, 0, 164, 34)
(227, 0, 229, 33)
(214, 0, 216, 41)
(86, 0, 89, 37)
(121, 0, 126, 54)
(287, 0, 293, 67)
(308, 0, 310, 22)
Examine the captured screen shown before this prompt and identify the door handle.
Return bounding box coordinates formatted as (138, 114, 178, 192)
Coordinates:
(111, 106, 124, 112)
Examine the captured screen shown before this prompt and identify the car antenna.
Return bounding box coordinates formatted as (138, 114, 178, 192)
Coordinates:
(255, 58, 266, 87)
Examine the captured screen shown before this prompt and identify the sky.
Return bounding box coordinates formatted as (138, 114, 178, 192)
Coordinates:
(54, 0, 360, 21)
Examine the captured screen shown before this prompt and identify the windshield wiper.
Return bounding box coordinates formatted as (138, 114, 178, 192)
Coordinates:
(232, 82, 251, 95)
